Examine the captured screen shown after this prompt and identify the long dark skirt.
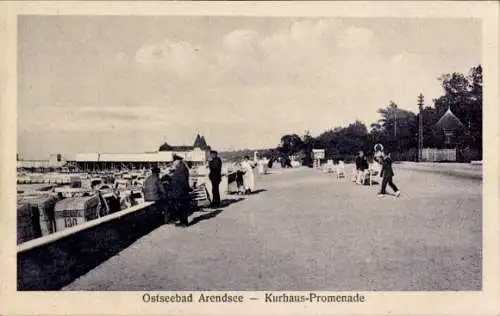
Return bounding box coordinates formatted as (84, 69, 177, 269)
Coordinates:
(165, 196, 190, 225)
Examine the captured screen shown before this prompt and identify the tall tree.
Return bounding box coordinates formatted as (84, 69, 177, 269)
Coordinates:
(375, 101, 417, 153)
(279, 134, 304, 156)
(467, 65, 482, 154)
(420, 106, 441, 148)
(314, 121, 369, 159)
(433, 65, 482, 154)
(434, 72, 471, 120)
(301, 130, 314, 166)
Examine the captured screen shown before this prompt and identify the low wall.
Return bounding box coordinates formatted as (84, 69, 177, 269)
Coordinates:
(17, 201, 161, 291)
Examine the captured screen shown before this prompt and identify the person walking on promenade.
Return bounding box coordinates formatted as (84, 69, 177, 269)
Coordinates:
(241, 155, 256, 194)
(234, 161, 246, 195)
(208, 150, 222, 208)
(355, 151, 369, 185)
(169, 155, 191, 227)
(377, 152, 401, 197)
(143, 166, 168, 220)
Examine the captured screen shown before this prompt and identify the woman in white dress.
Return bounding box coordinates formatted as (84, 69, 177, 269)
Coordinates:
(241, 156, 256, 194)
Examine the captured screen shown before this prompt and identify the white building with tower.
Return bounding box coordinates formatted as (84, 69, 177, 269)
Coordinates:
(73, 134, 212, 171)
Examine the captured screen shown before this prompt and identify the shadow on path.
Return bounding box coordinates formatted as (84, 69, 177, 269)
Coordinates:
(189, 209, 224, 226)
(246, 189, 267, 195)
(20, 208, 166, 290)
(197, 197, 245, 210)
(226, 189, 267, 197)
(219, 197, 245, 208)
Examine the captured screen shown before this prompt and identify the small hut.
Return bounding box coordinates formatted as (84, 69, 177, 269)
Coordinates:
(435, 107, 466, 147)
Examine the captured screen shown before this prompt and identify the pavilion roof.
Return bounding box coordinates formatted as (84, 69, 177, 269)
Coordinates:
(436, 108, 465, 131)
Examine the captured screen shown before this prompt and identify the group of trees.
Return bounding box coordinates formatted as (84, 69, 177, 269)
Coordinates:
(272, 65, 482, 163)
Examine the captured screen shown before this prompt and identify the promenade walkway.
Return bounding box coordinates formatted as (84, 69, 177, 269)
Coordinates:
(63, 165, 482, 291)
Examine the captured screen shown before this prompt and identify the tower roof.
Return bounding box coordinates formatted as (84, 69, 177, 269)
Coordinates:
(158, 134, 211, 152)
(158, 142, 173, 151)
(193, 134, 210, 150)
(436, 107, 465, 131)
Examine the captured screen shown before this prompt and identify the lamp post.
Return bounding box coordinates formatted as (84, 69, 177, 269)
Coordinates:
(394, 106, 397, 139)
(417, 93, 424, 162)
(393, 104, 398, 154)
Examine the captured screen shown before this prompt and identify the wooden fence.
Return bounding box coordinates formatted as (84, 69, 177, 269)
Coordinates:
(422, 148, 457, 162)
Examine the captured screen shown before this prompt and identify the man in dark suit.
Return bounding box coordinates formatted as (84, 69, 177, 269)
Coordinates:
(378, 153, 401, 197)
(208, 150, 222, 208)
(169, 155, 191, 226)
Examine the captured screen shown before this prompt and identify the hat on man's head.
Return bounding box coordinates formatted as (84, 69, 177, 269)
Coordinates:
(151, 166, 161, 174)
(173, 154, 183, 161)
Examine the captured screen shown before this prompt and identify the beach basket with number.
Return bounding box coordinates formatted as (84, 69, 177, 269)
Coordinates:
(54, 195, 100, 232)
(17, 203, 42, 244)
(19, 194, 58, 236)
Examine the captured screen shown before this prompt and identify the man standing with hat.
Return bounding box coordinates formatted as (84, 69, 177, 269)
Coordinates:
(208, 150, 222, 208)
(169, 154, 191, 227)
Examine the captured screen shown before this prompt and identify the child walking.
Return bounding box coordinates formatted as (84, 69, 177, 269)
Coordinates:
(377, 152, 401, 197)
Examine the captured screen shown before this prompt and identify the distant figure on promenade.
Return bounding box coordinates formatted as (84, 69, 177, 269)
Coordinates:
(234, 161, 246, 195)
(169, 155, 191, 226)
(377, 153, 401, 197)
(282, 156, 292, 168)
(267, 157, 274, 169)
(208, 150, 222, 208)
(257, 159, 267, 175)
(355, 151, 369, 185)
(241, 155, 256, 194)
(143, 166, 167, 217)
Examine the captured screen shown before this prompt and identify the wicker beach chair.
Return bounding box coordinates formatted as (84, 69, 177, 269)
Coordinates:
(367, 162, 381, 186)
(336, 161, 346, 178)
(351, 167, 358, 182)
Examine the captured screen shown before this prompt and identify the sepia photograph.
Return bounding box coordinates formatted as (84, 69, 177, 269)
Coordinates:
(1, 1, 499, 315)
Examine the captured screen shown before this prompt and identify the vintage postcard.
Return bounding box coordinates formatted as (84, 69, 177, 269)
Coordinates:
(0, 1, 499, 315)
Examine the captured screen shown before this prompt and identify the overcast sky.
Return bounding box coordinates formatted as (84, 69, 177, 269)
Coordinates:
(17, 16, 481, 159)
